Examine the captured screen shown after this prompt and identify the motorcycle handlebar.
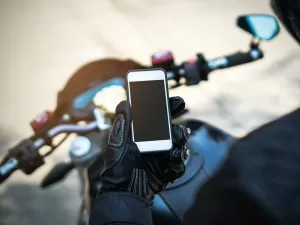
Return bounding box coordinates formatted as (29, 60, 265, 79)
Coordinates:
(31, 122, 98, 150)
(0, 47, 265, 183)
(0, 121, 99, 183)
(0, 158, 18, 183)
(164, 48, 264, 87)
(207, 49, 263, 71)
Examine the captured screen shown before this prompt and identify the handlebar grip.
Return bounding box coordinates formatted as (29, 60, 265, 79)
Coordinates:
(226, 50, 261, 66)
(0, 158, 18, 184)
(207, 49, 263, 71)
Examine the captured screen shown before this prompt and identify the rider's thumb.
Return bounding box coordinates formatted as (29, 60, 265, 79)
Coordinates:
(107, 101, 132, 148)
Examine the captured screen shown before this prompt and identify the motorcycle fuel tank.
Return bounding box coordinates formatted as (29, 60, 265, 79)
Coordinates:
(151, 119, 235, 223)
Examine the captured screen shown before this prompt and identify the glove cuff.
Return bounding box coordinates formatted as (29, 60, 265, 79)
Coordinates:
(99, 168, 152, 201)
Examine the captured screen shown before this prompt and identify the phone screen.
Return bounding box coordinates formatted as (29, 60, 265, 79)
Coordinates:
(129, 80, 170, 142)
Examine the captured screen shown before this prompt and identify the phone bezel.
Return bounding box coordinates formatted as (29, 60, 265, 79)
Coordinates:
(126, 69, 173, 152)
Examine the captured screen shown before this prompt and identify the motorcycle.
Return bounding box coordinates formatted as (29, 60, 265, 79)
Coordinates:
(0, 14, 280, 225)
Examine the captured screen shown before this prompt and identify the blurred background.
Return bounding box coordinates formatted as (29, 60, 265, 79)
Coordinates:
(0, 0, 299, 224)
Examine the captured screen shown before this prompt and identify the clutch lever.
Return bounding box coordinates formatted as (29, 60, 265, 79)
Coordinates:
(93, 108, 111, 130)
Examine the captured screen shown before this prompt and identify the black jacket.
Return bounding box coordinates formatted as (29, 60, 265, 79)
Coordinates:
(89, 192, 152, 225)
(89, 108, 300, 225)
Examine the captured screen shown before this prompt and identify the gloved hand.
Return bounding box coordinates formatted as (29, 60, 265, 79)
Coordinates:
(99, 96, 190, 201)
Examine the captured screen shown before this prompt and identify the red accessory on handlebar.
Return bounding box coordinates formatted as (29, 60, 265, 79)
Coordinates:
(30, 111, 55, 132)
(151, 50, 174, 65)
(188, 59, 197, 66)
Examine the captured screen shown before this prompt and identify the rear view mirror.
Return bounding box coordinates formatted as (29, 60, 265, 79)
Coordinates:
(237, 14, 280, 41)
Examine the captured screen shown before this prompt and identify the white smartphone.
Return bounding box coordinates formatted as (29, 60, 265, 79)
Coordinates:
(127, 69, 173, 152)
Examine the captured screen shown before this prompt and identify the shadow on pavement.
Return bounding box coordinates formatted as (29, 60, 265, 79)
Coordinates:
(0, 182, 79, 225)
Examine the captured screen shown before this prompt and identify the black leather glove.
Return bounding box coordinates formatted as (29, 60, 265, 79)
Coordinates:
(99, 96, 190, 201)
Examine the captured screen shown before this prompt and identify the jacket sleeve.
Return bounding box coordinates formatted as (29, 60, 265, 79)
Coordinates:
(89, 192, 153, 225)
(184, 108, 300, 225)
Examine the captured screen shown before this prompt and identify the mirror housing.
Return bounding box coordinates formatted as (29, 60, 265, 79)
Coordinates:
(237, 14, 280, 41)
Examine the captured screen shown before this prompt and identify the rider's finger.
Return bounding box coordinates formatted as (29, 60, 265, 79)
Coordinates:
(172, 124, 191, 147)
(170, 146, 190, 165)
(170, 96, 185, 119)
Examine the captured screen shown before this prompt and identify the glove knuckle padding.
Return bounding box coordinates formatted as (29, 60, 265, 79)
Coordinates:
(172, 124, 190, 147)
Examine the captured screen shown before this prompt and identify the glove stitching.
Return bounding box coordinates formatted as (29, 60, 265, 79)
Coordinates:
(127, 168, 136, 192)
(143, 170, 147, 197)
(108, 115, 125, 147)
(133, 169, 138, 194)
(138, 169, 142, 197)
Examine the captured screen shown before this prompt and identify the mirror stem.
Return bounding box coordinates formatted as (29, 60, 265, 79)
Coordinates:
(250, 37, 260, 49)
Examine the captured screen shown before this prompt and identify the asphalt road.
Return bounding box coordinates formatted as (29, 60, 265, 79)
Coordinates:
(0, 0, 300, 224)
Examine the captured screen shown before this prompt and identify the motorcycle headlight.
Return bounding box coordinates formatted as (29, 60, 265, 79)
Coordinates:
(93, 85, 127, 118)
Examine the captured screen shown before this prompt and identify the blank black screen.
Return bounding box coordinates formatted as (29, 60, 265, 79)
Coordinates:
(130, 80, 170, 142)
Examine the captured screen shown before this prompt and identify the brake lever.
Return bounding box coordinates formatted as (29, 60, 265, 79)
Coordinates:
(93, 108, 111, 130)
